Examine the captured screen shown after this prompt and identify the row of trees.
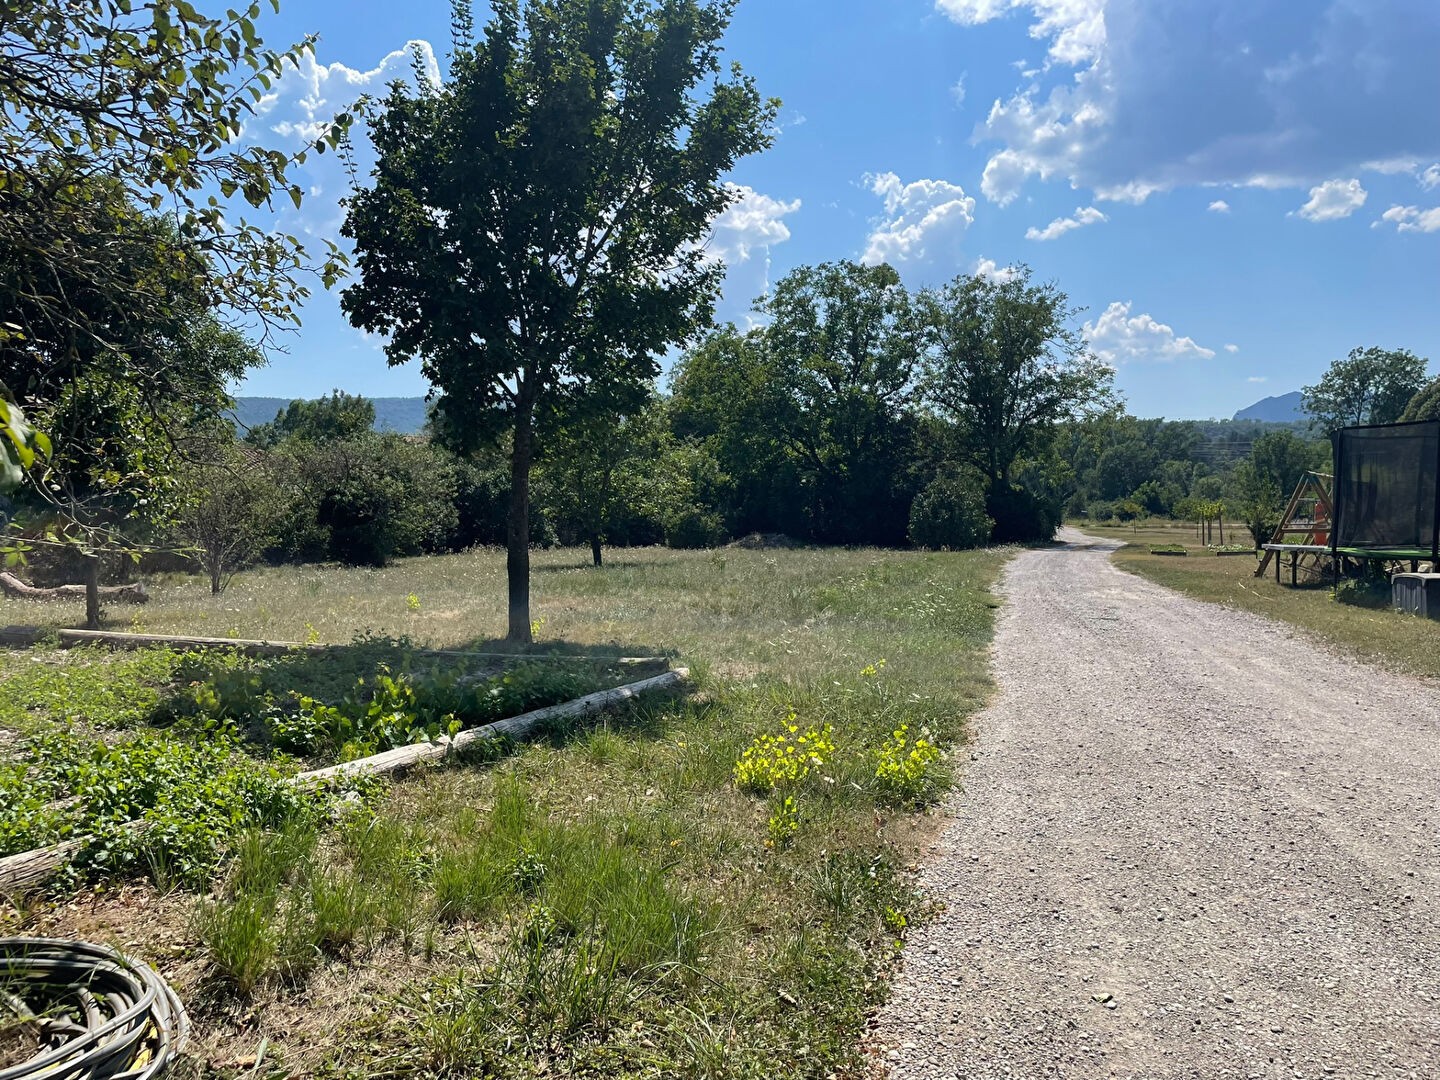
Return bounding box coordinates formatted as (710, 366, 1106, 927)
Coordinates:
(2, 0, 1433, 638)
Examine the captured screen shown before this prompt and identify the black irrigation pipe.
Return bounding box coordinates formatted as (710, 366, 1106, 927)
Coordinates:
(0, 938, 187, 1080)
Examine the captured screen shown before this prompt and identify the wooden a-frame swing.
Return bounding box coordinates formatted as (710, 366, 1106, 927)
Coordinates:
(1255, 471, 1335, 584)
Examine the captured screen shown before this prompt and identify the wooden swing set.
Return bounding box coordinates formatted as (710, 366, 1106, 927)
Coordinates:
(1255, 471, 1335, 585)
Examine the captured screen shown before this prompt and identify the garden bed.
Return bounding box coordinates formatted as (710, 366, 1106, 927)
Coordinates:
(0, 638, 647, 888)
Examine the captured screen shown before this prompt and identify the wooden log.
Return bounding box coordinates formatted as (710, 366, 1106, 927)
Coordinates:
(0, 573, 148, 605)
(297, 668, 688, 786)
(0, 668, 688, 895)
(0, 838, 88, 896)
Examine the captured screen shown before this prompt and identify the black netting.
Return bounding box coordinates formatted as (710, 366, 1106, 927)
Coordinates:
(1332, 421, 1440, 553)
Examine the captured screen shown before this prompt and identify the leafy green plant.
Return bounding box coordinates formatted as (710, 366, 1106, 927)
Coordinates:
(732, 714, 835, 795)
(873, 724, 943, 806)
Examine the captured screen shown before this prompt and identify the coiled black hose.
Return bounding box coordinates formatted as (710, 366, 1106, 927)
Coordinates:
(0, 938, 188, 1080)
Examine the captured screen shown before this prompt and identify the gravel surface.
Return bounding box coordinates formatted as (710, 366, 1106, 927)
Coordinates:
(873, 529, 1440, 1079)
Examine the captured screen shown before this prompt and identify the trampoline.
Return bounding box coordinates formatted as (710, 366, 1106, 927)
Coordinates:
(1331, 420, 1440, 565)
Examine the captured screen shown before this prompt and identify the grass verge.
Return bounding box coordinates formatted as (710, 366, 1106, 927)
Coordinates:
(2, 544, 1006, 1078)
(1082, 521, 1440, 680)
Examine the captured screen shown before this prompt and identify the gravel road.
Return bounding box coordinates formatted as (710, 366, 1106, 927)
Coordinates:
(873, 529, 1440, 1079)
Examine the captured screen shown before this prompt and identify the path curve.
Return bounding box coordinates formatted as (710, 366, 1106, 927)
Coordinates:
(873, 528, 1440, 1079)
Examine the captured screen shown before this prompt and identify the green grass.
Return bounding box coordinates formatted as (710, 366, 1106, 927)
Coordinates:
(1080, 520, 1440, 679)
(2, 543, 1007, 1078)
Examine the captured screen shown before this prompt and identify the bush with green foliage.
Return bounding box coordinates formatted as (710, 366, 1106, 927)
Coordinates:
(908, 469, 993, 550)
(987, 484, 1062, 543)
(0, 730, 329, 884)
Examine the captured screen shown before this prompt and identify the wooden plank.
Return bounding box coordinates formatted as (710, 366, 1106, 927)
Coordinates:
(0, 669, 688, 895)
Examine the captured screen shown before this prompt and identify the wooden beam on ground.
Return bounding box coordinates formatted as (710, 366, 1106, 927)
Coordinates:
(0, 668, 688, 896)
(0, 573, 148, 605)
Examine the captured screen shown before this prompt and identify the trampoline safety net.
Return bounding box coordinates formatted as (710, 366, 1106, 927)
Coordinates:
(1332, 420, 1440, 555)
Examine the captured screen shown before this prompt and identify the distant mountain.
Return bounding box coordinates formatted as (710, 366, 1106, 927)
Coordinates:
(1233, 391, 1306, 423)
(228, 396, 429, 436)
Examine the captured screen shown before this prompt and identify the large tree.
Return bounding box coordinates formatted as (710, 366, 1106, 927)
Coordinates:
(758, 261, 923, 544)
(341, 0, 775, 641)
(1302, 346, 1429, 434)
(920, 267, 1116, 488)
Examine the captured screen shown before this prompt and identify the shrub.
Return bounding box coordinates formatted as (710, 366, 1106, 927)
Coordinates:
(987, 484, 1062, 544)
(664, 506, 727, 549)
(908, 469, 993, 550)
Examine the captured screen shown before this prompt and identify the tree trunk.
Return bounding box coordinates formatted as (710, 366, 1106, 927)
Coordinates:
(507, 403, 535, 643)
(208, 555, 223, 595)
(83, 554, 100, 630)
(591, 535, 603, 568)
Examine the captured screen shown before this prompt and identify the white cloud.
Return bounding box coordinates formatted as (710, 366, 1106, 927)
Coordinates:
(708, 185, 801, 264)
(951, 74, 968, 107)
(861, 172, 976, 266)
(1247, 376, 1268, 383)
(1375, 204, 1440, 233)
(936, 0, 1106, 66)
(1296, 178, 1367, 221)
(1421, 164, 1440, 191)
(246, 42, 441, 239)
(1083, 301, 1216, 364)
(949, 1, 1440, 205)
(1208, 200, 1231, 213)
(1025, 205, 1107, 241)
(1225, 343, 1240, 353)
(257, 42, 440, 147)
(973, 256, 1018, 282)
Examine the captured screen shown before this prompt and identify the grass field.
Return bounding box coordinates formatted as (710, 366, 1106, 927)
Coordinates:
(1081, 521, 1440, 680)
(1, 544, 1006, 1079)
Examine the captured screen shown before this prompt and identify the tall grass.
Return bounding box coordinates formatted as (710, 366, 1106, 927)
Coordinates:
(15, 543, 1006, 1076)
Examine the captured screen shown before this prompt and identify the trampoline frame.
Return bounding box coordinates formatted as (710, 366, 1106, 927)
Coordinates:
(1331, 419, 1440, 566)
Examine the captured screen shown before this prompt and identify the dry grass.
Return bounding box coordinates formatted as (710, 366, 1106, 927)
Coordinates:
(2, 543, 1008, 1078)
(1083, 521, 1440, 680)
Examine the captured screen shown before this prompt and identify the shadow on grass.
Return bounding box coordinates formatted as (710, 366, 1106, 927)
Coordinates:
(141, 634, 685, 761)
(531, 559, 653, 575)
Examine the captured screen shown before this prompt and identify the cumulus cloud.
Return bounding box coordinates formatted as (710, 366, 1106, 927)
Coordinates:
(707, 185, 801, 264)
(1296, 178, 1367, 221)
(1208, 200, 1231, 213)
(951, 74, 968, 107)
(1225, 343, 1240, 353)
(1025, 205, 1107, 241)
(1421, 164, 1440, 191)
(944, 1, 1440, 205)
(973, 256, 1019, 282)
(257, 42, 440, 148)
(861, 172, 976, 266)
(1083, 301, 1216, 364)
(245, 42, 441, 239)
(1247, 376, 1268, 383)
(936, 0, 1106, 66)
(1375, 204, 1440, 233)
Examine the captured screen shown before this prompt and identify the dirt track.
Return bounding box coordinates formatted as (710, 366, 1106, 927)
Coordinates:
(873, 529, 1440, 1079)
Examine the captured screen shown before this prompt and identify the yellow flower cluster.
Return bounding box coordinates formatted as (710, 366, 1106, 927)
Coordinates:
(733, 713, 836, 795)
(874, 724, 941, 803)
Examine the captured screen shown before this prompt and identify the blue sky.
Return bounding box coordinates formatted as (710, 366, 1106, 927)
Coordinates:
(238, 0, 1440, 420)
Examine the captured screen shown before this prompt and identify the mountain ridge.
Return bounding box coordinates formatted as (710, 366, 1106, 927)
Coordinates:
(1233, 391, 1305, 423)
(228, 396, 429, 436)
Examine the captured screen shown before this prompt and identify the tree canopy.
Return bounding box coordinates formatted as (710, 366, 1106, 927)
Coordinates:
(245, 391, 377, 448)
(341, 0, 776, 640)
(0, 0, 351, 354)
(1302, 346, 1430, 433)
(919, 267, 1117, 487)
